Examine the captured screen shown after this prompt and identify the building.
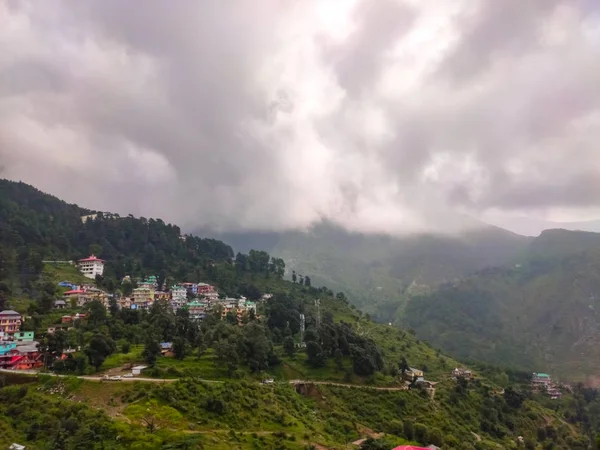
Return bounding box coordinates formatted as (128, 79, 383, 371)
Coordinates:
(403, 367, 424, 382)
(452, 367, 473, 379)
(139, 275, 158, 289)
(171, 285, 187, 302)
(0, 310, 22, 336)
(132, 287, 155, 310)
(54, 300, 67, 309)
(132, 365, 147, 376)
(197, 282, 215, 295)
(182, 282, 198, 296)
(188, 300, 208, 320)
(0, 341, 42, 370)
(532, 373, 552, 387)
(77, 255, 105, 279)
(10, 331, 34, 343)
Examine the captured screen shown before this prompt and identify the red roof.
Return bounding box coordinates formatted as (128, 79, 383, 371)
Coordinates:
(77, 254, 105, 263)
(393, 447, 431, 450)
(64, 289, 85, 295)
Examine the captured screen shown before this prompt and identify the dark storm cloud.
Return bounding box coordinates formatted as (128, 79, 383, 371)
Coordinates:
(1, 0, 599, 233)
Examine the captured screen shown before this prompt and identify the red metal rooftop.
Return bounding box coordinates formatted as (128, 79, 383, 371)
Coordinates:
(77, 254, 105, 263)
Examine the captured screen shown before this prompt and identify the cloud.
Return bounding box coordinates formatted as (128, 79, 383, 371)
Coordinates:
(1, 0, 599, 234)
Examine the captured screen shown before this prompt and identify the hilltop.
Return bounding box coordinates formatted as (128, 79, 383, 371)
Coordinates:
(0, 178, 595, 449)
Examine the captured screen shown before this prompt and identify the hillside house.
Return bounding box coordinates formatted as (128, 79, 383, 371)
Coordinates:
(11, 331, 34, 343)
(532, 373, 551, 387)
(54, 300, 67, 309)
(77, 255, 105, 279)
(0, 310, 22, 336)
(197, 282, 215, 295)
(182, 282, 198, 295)
(171, 285, 187, 302)
(139, 275, 158, 289)
(403, 367, 424, 382)
(188, 300, 207, 320)
(452, 367, 473, 379)
(0, 341, 42, 370)
(132, 287, 155, 309)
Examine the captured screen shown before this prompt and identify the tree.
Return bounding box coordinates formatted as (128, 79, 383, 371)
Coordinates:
(399, 357, 409, 375)
(173, 337, 187, 360)
(304, 276, 311, 287)
(237, 323, 274, 372)
(414, 423, 429, 444)
(403, 420, 414, 440)
(143, 334, 162, 367)
(195, 330, 206, 357)
(292, 271, 297, 283)
(215, 338, 239, 375)
(283, 336, 296, 358)
(306, 340, 325, 367)
(84, 334, 116, 371)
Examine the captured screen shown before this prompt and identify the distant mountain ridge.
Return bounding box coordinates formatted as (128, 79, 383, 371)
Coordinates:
(402, 229, 600, 380)
(197, 221, 532, 321)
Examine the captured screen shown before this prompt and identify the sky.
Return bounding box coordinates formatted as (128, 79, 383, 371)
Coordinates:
(2, 0, 600, 236)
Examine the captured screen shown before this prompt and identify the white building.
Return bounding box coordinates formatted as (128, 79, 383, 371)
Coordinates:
(77, 255, 105, 279)
(171, 285, 187, 303)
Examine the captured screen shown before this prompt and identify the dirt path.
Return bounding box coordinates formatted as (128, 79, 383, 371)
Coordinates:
(1, 369, 407, 391)
(289, 379, 407, 391)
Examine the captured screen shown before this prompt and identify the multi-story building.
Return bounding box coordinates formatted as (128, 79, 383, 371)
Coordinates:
(77, 255, 105, 279)
(197, 283, 215, 295)
(0, 310, 22, 336)
(187, 300, 208, 320)
(139, 275, 158, 290)
(132, 287, 155, 310)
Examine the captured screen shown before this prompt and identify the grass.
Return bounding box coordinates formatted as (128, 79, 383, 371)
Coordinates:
(43, 263, 91, 286)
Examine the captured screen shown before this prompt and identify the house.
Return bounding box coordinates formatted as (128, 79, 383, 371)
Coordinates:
(132, 365, 147, 376)
(187, 300, 207, 320)
(171, 285, 187, 302)
(139, 275, 158, 289)
(61, 315, 73, 324)
(197, 282, 215, 295)
(155, 291, 170, 302)
(160, 342, 173, 356)
(11, 331, 34, 343)
(117, 297, 132, 309)
(452, 367, 472, 379)
(532, 373, 551, 387)
(54, 300, 67, 309)
(9, 444, 26, 450)
(0, 310, 22, 335)
(402, 367, 424, 382)
(132, 287, 154, 310)
(0, 341, 42, 370)
(77, 254, 105, 279)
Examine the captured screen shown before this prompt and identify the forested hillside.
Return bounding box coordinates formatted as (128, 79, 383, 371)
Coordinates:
(0, 179, 233, 309)
(202, 221, 530, 321)
(403, 243, 600, 380)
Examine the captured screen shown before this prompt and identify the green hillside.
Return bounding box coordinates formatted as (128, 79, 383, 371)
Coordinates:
(0, 179, 597, 449)
(402, 244, 600, 380)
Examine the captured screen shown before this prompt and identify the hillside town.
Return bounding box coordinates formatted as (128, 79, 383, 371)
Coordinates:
(1, 255, 265, 372)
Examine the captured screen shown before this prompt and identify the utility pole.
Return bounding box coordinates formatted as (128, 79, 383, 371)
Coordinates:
(299, 313, 305, 345)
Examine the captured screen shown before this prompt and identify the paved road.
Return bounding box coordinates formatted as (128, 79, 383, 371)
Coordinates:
(0, 369, 406, 390)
